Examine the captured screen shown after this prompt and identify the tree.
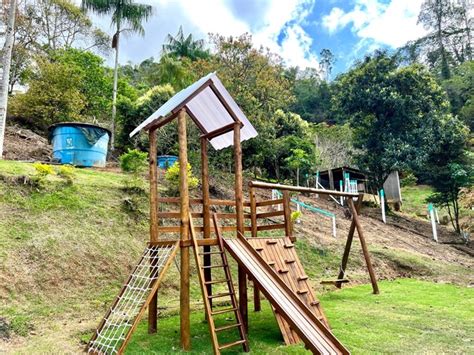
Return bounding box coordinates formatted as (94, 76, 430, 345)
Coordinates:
(116, 84, 175, 151)
(320, 48, 335, 81)
(0, 0, 18, 159)
(162, 26, 210, 61)
(192, 33, 297, 177)
(290, 69, 333, 123)
(441, 61, 474, 130)
(52, 48, 113, 122)
(426, 116, 471, 233)
(4, 0, 110, 93)
(8, 57, 85, 130)
(8, 49, 112, 130)
(81, 0, 153, 149)
(156, 55, 194, 90)
(333, 51, 452, 192)
(401, 0, 472, 79)
(285, 148, 311, 187)
(312, 123, 354, 170)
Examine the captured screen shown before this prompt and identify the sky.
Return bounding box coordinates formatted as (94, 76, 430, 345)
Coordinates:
(86, 0, 428, 78)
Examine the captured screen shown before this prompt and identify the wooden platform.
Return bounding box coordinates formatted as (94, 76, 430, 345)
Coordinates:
(246, 236, 329, 345)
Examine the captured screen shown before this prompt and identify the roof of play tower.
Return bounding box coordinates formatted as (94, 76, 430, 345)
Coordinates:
(129, 72, 258, 150)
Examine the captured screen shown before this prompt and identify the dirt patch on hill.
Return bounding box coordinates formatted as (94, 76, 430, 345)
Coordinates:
(3, 125, 51, 161)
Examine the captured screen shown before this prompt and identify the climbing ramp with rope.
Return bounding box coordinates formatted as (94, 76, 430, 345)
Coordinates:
(87, 241, 179, 355)
(246, 236, 329, 345)
(224, 233, 349, 354)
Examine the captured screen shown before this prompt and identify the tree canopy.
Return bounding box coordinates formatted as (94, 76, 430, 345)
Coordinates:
(333, 51, 453, 190)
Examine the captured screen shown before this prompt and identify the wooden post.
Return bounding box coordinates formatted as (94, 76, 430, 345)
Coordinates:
(178, 109, 191, 350)
(148, 127, 158, 334)
(249, 186, 257, 239)
(336, 196, 362, 288)
(234, 122, 248, 331)
(347, 197, 379, 294)
(328, 169, 334, 190)
(282, 190, 293, 241)
(201, 137, 211, 239)
(201, 137, 212, 308)
(249, 186, 260, 311)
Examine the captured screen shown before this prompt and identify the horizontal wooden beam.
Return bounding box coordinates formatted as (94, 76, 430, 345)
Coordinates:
(157, 197, 251, 207)
(181, 238, 219, 247)
(256, 211, 285, 219)
(157, 197, 204, 204)
(144, 110, 178, 132)
(256, 199, 284, 207)
(157, 212, 203, 218)
(200, 122, 241, 140)
(148, 240, 180, 247)
(249, 181, 360, 198)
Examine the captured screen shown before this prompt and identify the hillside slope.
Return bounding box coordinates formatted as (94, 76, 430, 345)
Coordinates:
(0, 160, 472, 353)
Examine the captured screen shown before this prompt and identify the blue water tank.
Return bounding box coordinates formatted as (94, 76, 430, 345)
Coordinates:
(157, 155, 178, 169)
(48, 123, 110, 167)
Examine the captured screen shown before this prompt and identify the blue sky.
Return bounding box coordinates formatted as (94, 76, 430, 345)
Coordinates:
(87, 0, 427, 78)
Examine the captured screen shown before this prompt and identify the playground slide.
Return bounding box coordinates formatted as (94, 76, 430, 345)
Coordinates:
(224, 235, 350, 355)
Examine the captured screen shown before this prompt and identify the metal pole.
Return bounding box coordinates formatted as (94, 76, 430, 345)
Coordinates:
(429, 204, 438, 243)
(332, 216, 336, 238)
(339, 180, 343, 205)
(434, 207, 440, 224)
(380, 189, 386, 224)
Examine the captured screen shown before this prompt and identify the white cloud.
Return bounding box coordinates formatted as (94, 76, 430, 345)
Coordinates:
(278, 25, 319, 68)
(251, 0, 319, 68)
(321, 0, 427, 48)
(82, 0, 319, 69)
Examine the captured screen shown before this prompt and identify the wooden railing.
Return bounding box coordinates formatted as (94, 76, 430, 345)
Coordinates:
(249, 181, 361, 198)
(156, 195, 288, 236)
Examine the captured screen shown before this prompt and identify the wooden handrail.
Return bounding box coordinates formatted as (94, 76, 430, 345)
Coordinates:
(249, 181, 360, 198)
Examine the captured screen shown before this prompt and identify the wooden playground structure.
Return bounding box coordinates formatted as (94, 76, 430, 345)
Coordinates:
(87, 73, 379, 354)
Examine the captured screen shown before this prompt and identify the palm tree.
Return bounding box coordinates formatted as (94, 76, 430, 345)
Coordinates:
(162, 26, 209, 61)
(0, 0, 18, 159)
(81, 0, 153, 149)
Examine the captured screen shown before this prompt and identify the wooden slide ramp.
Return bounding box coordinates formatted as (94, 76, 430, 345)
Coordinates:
(224, 235, 349, 355)
(87, 241, 179, 355)
(246, 237, 329, 344)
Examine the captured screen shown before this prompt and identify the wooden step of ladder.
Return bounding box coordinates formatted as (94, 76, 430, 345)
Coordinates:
(189, 214, 249, 354)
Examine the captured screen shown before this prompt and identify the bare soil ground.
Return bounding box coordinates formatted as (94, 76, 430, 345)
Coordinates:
(247, 185, 473, 287)
(3, 124, 52, 161)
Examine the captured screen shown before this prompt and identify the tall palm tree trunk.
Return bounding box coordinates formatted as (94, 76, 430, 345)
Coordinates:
(0, 0, 17, 159)
(111, 23, 120, 150)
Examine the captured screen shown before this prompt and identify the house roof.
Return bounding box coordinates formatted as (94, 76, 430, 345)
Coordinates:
(129, 72, 258, 151)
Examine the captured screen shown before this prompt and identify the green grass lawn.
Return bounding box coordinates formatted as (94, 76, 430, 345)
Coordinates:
(1, 161, 472, 353)
(400, 185, 434, 217)
(125, 279, 474, 354)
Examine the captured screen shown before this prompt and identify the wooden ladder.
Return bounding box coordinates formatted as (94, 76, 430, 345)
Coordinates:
(189, 213, 249, 354)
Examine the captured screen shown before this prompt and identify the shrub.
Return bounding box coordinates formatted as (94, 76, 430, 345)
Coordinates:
(291, 211, 302, 222)
(57, 165, 76, 185)
(33, 163, 55, 177)
(165, 162, 199, 196)
(119, 150, 149, 216)
(32, 163, 55, 188)
(119, 149, 148, 174)
(400, 172, 418, 187)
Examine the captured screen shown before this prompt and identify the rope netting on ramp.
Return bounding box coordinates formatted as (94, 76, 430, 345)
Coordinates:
(88, 242, 179, 355)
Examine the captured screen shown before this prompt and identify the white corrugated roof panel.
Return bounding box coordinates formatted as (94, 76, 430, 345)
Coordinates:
(129, 73, 257, 150)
